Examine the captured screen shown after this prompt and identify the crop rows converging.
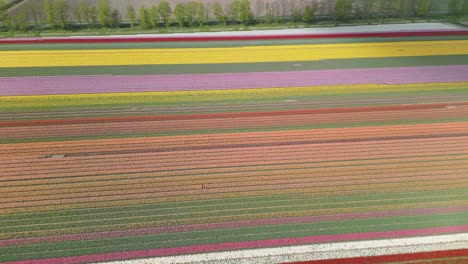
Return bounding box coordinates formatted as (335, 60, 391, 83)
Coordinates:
(1, 32, 468, 263)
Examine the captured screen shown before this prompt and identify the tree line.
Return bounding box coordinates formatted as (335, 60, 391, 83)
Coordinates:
(1, 0, 468, 32)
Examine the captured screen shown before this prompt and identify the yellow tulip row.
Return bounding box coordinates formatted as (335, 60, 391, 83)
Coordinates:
(1, 40, 467, 68)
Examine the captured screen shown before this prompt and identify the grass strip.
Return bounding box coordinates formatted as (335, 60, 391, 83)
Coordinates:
(2, 55, 468, 77)
(2, 36, 468, 51)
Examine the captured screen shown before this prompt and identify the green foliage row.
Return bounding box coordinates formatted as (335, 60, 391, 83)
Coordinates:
(131, 2, 172, 29)
(1, 0, 468, 32)
(449, 0, 468, 16)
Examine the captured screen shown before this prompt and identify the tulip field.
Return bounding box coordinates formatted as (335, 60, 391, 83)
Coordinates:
(1, 25, 468, 263)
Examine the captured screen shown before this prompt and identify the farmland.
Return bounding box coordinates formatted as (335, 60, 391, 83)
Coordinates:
(3, 0, 463, 37)
(1, 23, 468, 263)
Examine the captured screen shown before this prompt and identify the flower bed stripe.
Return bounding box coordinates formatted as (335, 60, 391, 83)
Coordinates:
(2, 65, 468, 96)
(3, 226, 468, 264)
(2, 205, 467, 247)
(90, 234, 468, 264)
(2, 55, 468, 78)
(290, 248, 468, 264)
(1, 102, 467, 127)
(1, 82, 466, 112)
(1, 41, 468, 68)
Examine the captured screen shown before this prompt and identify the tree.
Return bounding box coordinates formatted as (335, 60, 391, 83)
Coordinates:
(397, 0, 418, 18)
(288, 0, 299, 22)
(139, 6, 150, 29)
(449, 0, 461, 15)
(54, 0, 68, 29)
(73, 1, 83, 25)
(89, 5, 98, 25)
(415, 0, 431, 18)
(45, 0, 56, 27)
(303, 2, 316, 24)
(406, 0, 418, 17)
(254, 0, 265, 20)
(335, 0, 352, 22)
(291, 6, 302, 23)
(272, 1, 281, 23)
(174, 3, 186, 27)
(291, 8, 300, 22)
(127, 4, 136, 28)
(265, 2, 273, 23)
(213, 2, 227, 25)
(149, 5, 159, 28)
(378, 0, 393, 22)
(185, 2, 198, 27)
(280, 0, 287, 18)
(97, 0, 112, 27)
(29, 1, 44, 27)
(239, 0, 252, 25)
(158, 1, 171, 27)
(393, 0, 406, 18)
(14, 8, 29, 31)
(464, 0, 468, 14)
(111, 9, 120, 27)
(0, 0, 9, 29)
(197, 2, 207, 25)
(78, 0, 90, 24)
(230, 0, 241, 24)
(361, 0, 375, 20)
